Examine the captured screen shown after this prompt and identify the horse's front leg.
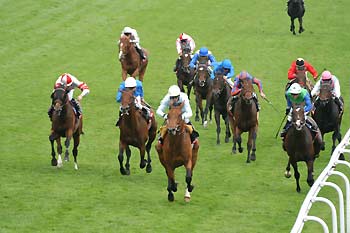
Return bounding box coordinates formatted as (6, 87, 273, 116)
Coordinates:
(224, 116, 231, 143)
(195, 95, 200, 122)
(118, 141, 129, 175)
(306, 160, 314, 187)
(215, 111, 221, 145)
(285, 158, 292, 178)
(291, 162, 301, 192)
(290, 18, 296, 35)
(165, 166, 177, 202)
(298, 17, 304, 33)
(234, 128, 243, 154)
(145, 139, 153, 173)
(49, 132, 59, 166)
(249, 129, 257, 162)
(177, 79, 185, 94)
(72, 133, 80, 170)
(139, 145, 146, 169)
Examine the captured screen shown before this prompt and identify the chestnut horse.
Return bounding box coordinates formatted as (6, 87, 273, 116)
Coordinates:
(227, 79, 258, 163)
(176, 43, 195, 99)
(212, 73, 231, 144)
(117, 89, 157, 175)
(49, 88, 82, 170)
(283, 103, 320, 192)
(155, 102, 199, 202)
(194, 63, 213, 127)
(312, 83, 344, 159)
(287, 0, 305, 35)
(118, 34, 148, 81)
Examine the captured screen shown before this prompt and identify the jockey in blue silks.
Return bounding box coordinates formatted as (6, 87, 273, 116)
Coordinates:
(115, 77, 150, 126)
(210, 59, 235, 88)
(189, 47, 216, 69)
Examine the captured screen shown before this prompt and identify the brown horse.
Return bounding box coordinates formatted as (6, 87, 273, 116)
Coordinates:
(117, 89, 157, 175)
(194, 63, 213, 127)
(285, 71, 313, 94)
(212, 73, 231, 144)
(312, 83, 344, 159)
(155, 102, 199, 202)
(176, 43, 195, 99)
(227, 79, 258, 163)
(283, 103, 320, 192)
(118, 34, 148, 81)
(49, 88, 82, 170)
(287, 0, 305, 35)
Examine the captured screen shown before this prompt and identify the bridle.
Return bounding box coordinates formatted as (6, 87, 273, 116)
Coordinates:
(52, 88, 68, 116)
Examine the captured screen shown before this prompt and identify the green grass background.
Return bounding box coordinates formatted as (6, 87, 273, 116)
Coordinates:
(0, 0, 349, 232)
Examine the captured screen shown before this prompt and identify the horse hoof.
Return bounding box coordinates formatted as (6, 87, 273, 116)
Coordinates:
(184, 196, 191, 203)
(216, 140, 220, 145)
(120, 168, 129, 175)
(238, 148, 243, 153)
(195, 116, 200, 122)
(146, 164, 152, 173)
(250, 155, 256, 161)
(51, 159, 57, 166)
(140, 161, 146, 169)
(168, 193, 174, 202)
(246, 160, 250, 163)
(225, 138, 229, 143)
(203, 121, 208, 128)
(232, 149, 237, 154)
(284, 171, 291, 178)
(296, 187, 301, 193)
(64, 156, 69, 162)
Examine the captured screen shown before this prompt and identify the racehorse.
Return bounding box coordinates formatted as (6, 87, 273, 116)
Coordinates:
(283, 103, 320, 192)
(155, 102, 199, 202)
(312, 83, 344, 159)
(117, 89, 157, 175)
(118, 34, 148, 81)
(176, 42, 195, 100)
(227, 79, 258, 163)
(212, 73, 231, 144)
(194, 63, 213, 127)
(49, 88, 82, 170)
(287, 0, 305, 35)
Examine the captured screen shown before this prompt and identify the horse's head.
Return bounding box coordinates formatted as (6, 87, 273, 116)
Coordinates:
(240, 79, 254, 105)
(51, 88, 68, 116)
(291, 103, 306, 131)
(318, 82, 333, 106)
(120, 89, 135, 116)
(197, 64, 210, 87)
(166, 101, 185, 136)
(212, 73, 226, 98)
(180, 43, 192, 73)
(119, 35, 132, 60)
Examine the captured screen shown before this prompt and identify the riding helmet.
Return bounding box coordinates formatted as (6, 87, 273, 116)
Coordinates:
(125, 77, 137, 88)
(289, 83, 302, 94)
(199, 47, 209, 56)
(222, 59, 232, 69)
(321, 70, 332, 81)
(296, 58, 304, 66)
(168, 85, 181, 97)
(60, 73, 73, 87)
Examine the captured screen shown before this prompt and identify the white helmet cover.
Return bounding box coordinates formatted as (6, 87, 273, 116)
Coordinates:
(168, 85, 181, 97)
(289, 83, 302, 94)
(125, 77, 137, 88)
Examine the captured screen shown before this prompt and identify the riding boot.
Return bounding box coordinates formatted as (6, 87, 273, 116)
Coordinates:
(173, 58, 180, 72)
(316, 129, 325, 151)
(115, 111, 121, 127)
(141, 107, 150, 122)
(48, 105, 54, 120)
(157, 126, 167, 145)
(334, 97, 344, 114)
(280, 120, 292, 138)
(71, 98, 82, 119)
(136, 46, 146, 60)
(187, 122, 199, 144)
(253, 95, 260, 112)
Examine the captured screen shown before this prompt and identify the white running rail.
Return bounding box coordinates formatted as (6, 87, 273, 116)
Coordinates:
(291, 128, 350, 233)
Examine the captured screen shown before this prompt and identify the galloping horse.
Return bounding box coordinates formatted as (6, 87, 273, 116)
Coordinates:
(312, 83, 344, 159)
(117, 89, 157, 175)
(283, 103, 320, 192)
(285, 71, 313, 94)
(155, 102, 199, 202)
(176, 42, 195, 99)
(118, 34, 148, 81)
(212, 73, 231, 144)
(227, 79, 258, 163)
(194, 63, 213, 127)
(287, 0, 305, 35)
(49, 88, 82, 170)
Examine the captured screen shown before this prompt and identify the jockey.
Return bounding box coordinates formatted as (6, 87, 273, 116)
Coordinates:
(210, 59, 235, 88)
(48, 73, 89, 120)
(287, 57, 318, 90)
(156, 85, 199, 145)
(119, 26, 146, 60)
(173, 33, 196, 72)
(229, 71, 266, 114)
(115, 76, 151, 126)
(189, 47, 216, 74)
(280, 83, 324, 150)
(311, 70, 344, 113)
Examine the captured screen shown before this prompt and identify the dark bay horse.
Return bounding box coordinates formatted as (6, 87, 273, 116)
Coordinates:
(212, 73, 231, 144)
(155, 102, 199, 202)
(287, 0, 305, 35)
(312, 83, 344, 159)
(176, 43, 195, 99)
(119, 34, 148, 81)
(117, 89, 157, 175)
(227, 79, 258, 163)
(283, 103, 320, 192)
(49, 88, 82, 170)
(194, 63, 213, 127)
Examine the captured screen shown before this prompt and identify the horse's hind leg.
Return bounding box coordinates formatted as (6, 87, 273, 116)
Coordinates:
(64, 136, 72, 162)
(333, 131, 345, 160)
(285, 160, 292, 178)
(139, 145, 146, 169)
(72, 134, 80, 170)
(49, 134, 58, 166)
(56, 138, 63, 167)
(224, 117, 231, 143)
(250, 130, 257, 162)
(306, 160, 314, 187)
(291, 162, 301, 192)
(290, 18, 296, 35)
(118, 142, 129, 175)
(145, 141, 153, 173)
(298, 17, 304, 33)
(166, 167, 177, 202)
